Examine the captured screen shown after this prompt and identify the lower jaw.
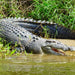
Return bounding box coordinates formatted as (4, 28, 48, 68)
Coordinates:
(52, 48, 66, 56)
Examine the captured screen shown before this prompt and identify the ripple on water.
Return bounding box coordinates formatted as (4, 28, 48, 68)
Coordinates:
(0, 54, 75, 75)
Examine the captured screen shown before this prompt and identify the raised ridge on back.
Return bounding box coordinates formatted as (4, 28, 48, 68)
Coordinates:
(2, 17, 75, 39)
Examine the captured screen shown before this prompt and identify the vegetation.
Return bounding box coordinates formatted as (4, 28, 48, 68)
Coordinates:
(29, 0, 75, 30)
(0, 0, 75, 30)
(0, 0, 75, 55)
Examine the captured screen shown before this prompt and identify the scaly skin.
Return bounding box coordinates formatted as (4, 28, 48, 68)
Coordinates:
(18, 22, 75, 39)
(4, 17, 75, 39)
(0, 18, 75, 55)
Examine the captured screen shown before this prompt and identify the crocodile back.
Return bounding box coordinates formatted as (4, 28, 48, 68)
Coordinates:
(14, 21, 75, 39)
(1, 17, 75, 39)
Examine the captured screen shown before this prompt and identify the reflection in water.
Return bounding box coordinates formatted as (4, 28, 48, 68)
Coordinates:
(0, 54, 75, 75)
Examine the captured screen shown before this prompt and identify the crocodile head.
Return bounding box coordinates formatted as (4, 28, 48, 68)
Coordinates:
(41, 46, 66, 55)
(41, 39, 69, 55)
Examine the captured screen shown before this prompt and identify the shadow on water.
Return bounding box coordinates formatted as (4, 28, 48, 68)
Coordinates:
(0, 54, 75, 75)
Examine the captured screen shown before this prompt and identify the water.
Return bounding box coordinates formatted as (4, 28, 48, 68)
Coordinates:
(0, 54, 75, 75)
(0, 39, 75, 75)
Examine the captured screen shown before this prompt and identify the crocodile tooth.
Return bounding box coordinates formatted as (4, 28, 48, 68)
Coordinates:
(37, 20, 41, 23)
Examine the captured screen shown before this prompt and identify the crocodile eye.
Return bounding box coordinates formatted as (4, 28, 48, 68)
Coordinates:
(46, 40, 56, 43)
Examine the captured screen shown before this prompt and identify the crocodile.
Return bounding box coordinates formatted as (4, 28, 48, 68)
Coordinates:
(0, 18, 75, 55)
(9, 17, 75, 39)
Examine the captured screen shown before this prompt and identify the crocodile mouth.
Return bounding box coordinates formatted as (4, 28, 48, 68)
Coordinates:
(51, 48, 66, 55)
(41, 46, 66, 55)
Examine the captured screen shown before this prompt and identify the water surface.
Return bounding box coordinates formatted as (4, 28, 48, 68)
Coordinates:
(0, 39, 75, 75)
(0, 54, 75, 75)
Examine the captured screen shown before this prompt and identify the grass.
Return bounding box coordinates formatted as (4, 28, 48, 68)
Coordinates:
(0, 0, 75, 30)
(0, 38, 27, 57)
(28, 0, 75, 30)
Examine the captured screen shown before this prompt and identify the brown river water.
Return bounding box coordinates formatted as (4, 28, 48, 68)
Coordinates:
(0, 39, 75, 75)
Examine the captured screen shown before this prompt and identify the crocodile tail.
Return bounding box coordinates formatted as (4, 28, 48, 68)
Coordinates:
(56, 25, 75, 39)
